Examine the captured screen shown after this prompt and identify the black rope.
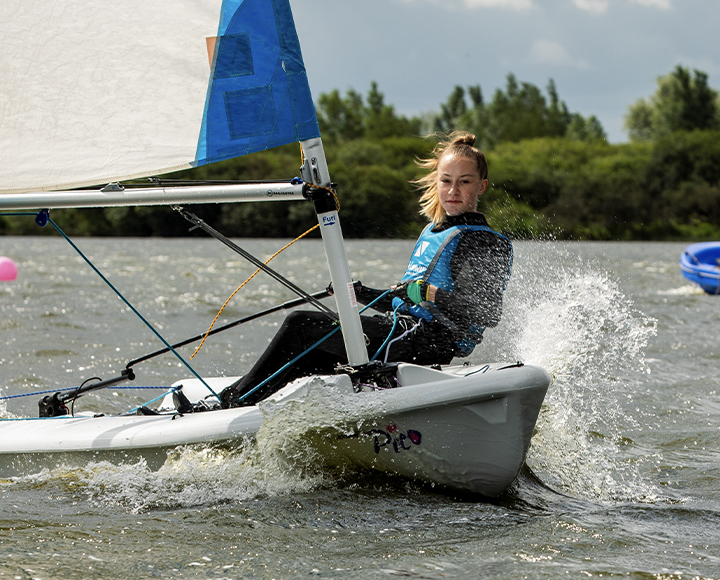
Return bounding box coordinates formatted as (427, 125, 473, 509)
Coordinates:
(125, 289, 330, 370)
(175, 207, 338, 321)
(143, 177, 304, 187)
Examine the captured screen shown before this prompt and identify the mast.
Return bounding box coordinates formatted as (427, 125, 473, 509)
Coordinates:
(300, 138, 369, 367)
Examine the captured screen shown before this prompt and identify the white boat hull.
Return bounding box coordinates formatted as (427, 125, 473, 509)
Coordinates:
(0, 363, 549, 496)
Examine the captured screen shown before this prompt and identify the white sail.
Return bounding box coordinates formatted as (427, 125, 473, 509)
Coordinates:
(0, 0, 319, 195)
(0, 1, 365, 367)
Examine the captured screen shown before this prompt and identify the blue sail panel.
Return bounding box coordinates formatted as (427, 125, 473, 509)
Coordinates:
(196, 0, 320, 166)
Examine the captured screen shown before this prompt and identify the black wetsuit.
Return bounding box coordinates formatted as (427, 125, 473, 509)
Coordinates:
(221, 212, 512, 407)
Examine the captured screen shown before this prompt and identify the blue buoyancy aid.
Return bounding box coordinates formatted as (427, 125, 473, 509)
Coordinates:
(392, 222, 510, 356)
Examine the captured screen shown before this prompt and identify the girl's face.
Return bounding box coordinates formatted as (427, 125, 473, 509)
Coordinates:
(436, 153, 488, 216)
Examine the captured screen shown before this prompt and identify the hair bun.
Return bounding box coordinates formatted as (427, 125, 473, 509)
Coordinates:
(450, 131, 476, 147)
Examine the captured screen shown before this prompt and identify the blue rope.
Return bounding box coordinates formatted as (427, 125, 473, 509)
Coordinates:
(0, 386, 179, 421)
(46, 216, 219, 400)
(110, 386, 169, 390)
(0, 416, 80, 422)
(0, 387, 179, 421)
(371, 302, 403, 361)
(0, 386, 82, 400)
(235, 326, 342, 404)
(0, 385, 168, 401)
(236, 290, 392, 404)
(123, 389, 178, 415)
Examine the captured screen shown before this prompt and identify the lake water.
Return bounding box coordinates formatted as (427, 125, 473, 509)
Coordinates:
(1, 235, 719, 579)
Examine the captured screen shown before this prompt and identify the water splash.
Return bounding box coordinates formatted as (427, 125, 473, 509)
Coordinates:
(0, 390, 18, 420)
(253, 375, 382, 479)
(658, 284, 705, 296)
(5, 442, 326, 513)
(501, 246, 659, 503)
(5, 377, 374, 512)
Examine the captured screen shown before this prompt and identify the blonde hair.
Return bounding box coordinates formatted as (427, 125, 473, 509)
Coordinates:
(414, 131, 488, 225)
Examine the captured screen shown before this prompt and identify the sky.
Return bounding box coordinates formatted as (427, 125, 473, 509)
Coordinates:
(292, 0, 720, 143)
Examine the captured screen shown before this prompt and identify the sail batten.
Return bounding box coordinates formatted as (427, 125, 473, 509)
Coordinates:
(0, 0, 320, 196)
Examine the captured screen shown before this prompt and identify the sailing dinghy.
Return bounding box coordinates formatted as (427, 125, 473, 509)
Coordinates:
(0, 0, 550, 496)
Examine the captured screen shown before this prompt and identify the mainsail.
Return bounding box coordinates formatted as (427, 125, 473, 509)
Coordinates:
(0, 0, 320, 195)
(0, 0, 368, 367)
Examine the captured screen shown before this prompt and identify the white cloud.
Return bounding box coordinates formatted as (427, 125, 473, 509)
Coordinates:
(572, 0, 671, 13)
(572, 0, 609, 13)
(531, 39, 590, 69)
(631, 0, 671, 8)
(393, 0, 533, 10)
(461, 0, 533, 8)
(397, 0, 671, 13)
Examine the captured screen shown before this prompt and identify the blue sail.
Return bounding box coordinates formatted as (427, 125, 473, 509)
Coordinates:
(196, 0, 320, 166)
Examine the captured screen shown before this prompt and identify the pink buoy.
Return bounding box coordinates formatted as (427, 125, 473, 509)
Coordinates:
(0, 257, 18, 281)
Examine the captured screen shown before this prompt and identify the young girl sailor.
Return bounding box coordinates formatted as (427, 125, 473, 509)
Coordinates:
(221, 131, 512, 408)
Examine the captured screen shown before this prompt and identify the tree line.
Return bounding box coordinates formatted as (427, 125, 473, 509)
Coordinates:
(3, 66, 720, 240)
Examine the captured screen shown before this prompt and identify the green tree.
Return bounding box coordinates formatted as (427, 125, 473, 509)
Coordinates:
(315, 83, 421, 143)
(566, 114, 607, 142)
(365, 82, 422, 139)
(434, 85, 469, 133)
(625, 66, 719, 141)
(316, 89, 364, 142)
(545, 79, 572, 137)
(432, 85, 490, 148)
(486, 75, 569, 146)
(486, 137, 646, 239)
(644, 130, 720, 230)
(433, 76, 603, 149)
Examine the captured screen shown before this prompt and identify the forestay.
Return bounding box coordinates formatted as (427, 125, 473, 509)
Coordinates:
(0, 0, 319, 195)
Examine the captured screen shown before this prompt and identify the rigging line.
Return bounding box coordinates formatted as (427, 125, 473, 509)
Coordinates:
(191, 222, 322, 359)
(144, 177, 302, 186)
(0, 385, 168, 401)
(0, 386, 80, 400)
(126, 290, 330, 368)
(236, 326, 341, 405)
(123, 388, 179, 416)
(371, 302, 404, 362)
(175, 208, 337, 321)
(46, 217, 219, 400)
(380, 316, 421, 364)
(235, 290, 391, 405)
(0, 416, 78, 422)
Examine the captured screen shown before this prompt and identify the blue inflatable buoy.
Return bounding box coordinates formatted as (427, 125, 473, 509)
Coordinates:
(679, 242, 720, 294)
